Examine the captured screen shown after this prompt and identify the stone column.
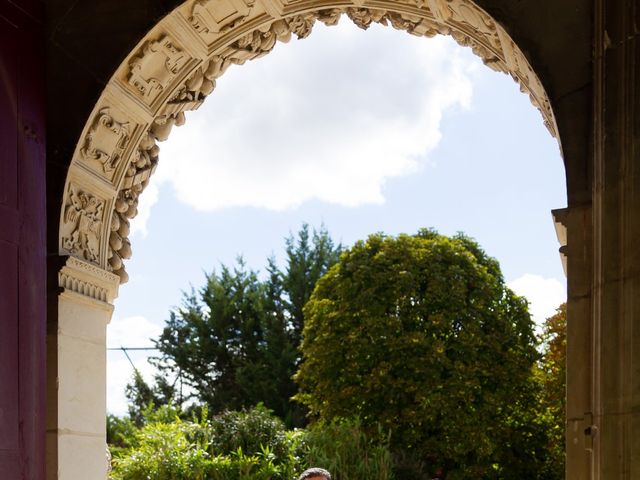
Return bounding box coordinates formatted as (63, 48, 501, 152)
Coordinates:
(591, 0, 640, 477)
(555, 206, 594, 478)
(47, 257, 119, 480)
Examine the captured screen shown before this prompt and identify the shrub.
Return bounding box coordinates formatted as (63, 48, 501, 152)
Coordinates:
(110, 405, 304, 480)
(208, 405, 290, 459)
(111, 420, 211, 480)
(302, 418, 394, 480)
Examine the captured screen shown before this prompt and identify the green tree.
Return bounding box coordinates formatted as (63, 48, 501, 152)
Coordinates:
(284, 223, 342, 345)
(152, 224, 340, 425)
(153, 260, 271, 413)
(294, 229, 546, 478)
(125, 370, 178, 425)
(538, 303, 566, 478)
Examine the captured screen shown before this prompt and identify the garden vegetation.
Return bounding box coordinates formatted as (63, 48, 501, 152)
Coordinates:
(109, 227, 565, 479)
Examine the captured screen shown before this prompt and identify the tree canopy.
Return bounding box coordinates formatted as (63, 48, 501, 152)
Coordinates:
(149, 224, 341, 426)
(294, 230, 548, 478)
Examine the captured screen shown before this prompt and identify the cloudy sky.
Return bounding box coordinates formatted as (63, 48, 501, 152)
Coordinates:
(107, 19, 567, 415)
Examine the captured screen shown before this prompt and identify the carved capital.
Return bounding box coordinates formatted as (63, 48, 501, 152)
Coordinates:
(58, 257, 120, 304)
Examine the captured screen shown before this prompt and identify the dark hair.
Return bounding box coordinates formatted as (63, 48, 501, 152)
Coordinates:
(298, 467, 332, 480)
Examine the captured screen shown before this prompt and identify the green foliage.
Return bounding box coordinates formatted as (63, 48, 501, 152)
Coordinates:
(110, 406, 305, 480)
(283, 224, 342, 346)
(208, 405, 291, 460)
(111, 416, 211, 480)
(537, 304, 566, 479)
(107, 414, 137, 457)
(295, 230, 545, 478)
(124, 370, 178, 425)
(152, 224, 340, 426)
(303, 418, 394, 480)
(110, 405, 395, 480)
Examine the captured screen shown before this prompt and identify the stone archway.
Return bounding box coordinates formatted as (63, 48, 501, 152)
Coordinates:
(52, 1, 561, 479)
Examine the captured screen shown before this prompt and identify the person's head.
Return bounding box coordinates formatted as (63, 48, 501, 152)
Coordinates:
(298, 467, 332, 480)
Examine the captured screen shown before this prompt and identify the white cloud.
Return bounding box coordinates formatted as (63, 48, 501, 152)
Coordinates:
(107, 315, 163, 416)
(107, 314, 162, 349)
(151, 19, 476, 214)
(508, 274, 566, 329)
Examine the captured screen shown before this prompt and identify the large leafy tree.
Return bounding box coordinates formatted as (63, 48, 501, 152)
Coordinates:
(151, 224, 340, 425)
(294, 230, 547, 478)
(537, 303, 566, 478)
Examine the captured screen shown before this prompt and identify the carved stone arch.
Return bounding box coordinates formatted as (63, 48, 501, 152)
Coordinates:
(58, 0, 559, 285)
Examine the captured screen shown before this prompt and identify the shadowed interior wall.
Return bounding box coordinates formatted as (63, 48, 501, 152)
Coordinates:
(0, 1, 47, 479)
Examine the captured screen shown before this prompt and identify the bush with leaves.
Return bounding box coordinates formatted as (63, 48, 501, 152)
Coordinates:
(303, 418, 394, 480)
(110, 405, 305, 480)
(110, 405, 397, 480)
(110, 414, 211, 480)
(208, 405, 291, 460)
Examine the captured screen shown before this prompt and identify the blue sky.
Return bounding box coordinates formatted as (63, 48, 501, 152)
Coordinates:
(107, 19, 567, 415)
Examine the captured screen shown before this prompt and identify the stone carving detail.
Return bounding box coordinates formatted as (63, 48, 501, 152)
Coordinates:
(190, 0, 254, 37)
(61, 186, 104, 264)
(128, 36, 189, 105)
(161, 58, 219, 118)
(63, 0, 559, 285)
(162, 13, 322, 122)
(231, 19, 293, 59)
(106, 134, 159, 283)
(58, 257, 120, 303)
(59, 269, 110, 303)
(81, 108, 130, 175)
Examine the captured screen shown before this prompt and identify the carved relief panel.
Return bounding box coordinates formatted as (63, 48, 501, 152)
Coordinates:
(128, 36, 192, 109)
(80, 108, 130, 175)
(77, 106, 147, 184)
(190, 0, 256, 43)
(60, 185, 106, 265)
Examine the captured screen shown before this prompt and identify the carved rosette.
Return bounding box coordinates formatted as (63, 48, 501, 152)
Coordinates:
(62, 0, 560, 286)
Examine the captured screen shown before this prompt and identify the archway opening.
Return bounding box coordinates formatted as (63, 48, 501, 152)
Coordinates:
(53, 2, 566, 479)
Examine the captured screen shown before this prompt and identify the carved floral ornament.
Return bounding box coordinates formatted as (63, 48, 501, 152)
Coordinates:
(60, 0, 559, 287)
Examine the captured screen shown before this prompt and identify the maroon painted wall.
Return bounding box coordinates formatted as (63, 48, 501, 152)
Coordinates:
(0, 1, 46, 479)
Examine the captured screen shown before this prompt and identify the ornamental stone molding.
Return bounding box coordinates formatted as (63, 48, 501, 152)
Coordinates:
(58, 256, 120, 304)
(59, 0, 560, 286)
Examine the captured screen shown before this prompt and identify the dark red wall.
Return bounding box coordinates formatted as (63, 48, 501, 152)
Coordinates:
(0, 1, 46, 479)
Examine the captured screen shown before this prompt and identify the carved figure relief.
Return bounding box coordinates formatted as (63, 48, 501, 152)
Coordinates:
(128, 36, 189, 105)
(61, 186, 104, 264)
(190, 0, 254, 38)
(80, 108, 131, 175)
